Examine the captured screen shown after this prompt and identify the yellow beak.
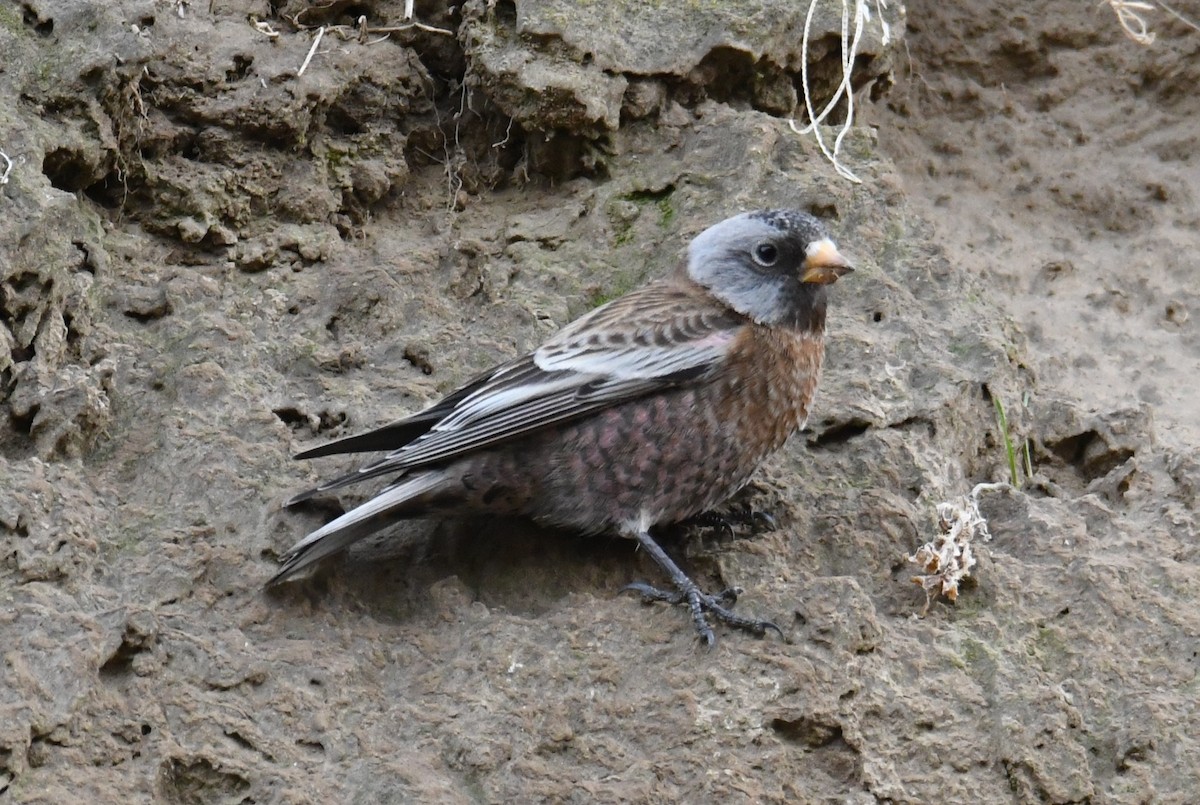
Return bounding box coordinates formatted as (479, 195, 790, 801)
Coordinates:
(801, 238, 854, 284)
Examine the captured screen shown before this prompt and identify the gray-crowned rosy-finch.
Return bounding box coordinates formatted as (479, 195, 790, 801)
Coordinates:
(272, 209, 852, 644)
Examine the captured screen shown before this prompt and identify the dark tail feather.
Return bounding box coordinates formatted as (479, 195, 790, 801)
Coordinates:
(292, 372, 496, 460)
(293, 418, 435, 460)
(269, 472, 446, 585)
(284, 458, 416, 507)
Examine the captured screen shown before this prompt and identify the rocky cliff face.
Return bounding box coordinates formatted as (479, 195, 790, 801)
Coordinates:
(1, 1, 1196, 801)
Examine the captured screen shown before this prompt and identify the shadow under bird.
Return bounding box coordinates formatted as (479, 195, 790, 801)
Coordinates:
(272, 209, 852, 644)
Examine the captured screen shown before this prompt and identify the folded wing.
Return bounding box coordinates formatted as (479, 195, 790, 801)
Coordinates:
(288, 280, 745, 503)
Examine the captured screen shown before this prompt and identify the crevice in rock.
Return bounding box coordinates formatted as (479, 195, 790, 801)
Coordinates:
(809, 418, 872, 449)
(10, 404, 37, 436)
(891, 415, 936, 438)
(272, 407, 308, 430)
(225, 54, 254, 83)
(42, 146, 101, 192)
(21, 3, 53, 36)
(770, 715, 846, 749)
(224, 730, 257, 754)
(159, 756, 252, 803)
(273, 406, 349, 436)
(1044, 429, 1134, 482)
(98, 641, 142, 679)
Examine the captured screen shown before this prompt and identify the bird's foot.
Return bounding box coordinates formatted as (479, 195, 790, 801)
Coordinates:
(678, 510, 737, 539)
(626, 527, 783, 645)
(623, 582, 741, 606)
(680, 506, 778, 540)
(622, 581, 783, 646)
(749, 509, 778, 532)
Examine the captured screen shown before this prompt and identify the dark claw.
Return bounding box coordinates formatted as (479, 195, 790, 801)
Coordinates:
(679, 510, 736, 539)
(622, 581, 684, 604)
(622, 580, 780, 643)
(703, 601, 784, 639)
(714, 586, 741, 605)
(750, 510, 778, 531)
(627, 528, 783, 644)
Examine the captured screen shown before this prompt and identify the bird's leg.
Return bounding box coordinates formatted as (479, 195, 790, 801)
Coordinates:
(623, 528, 782, 645)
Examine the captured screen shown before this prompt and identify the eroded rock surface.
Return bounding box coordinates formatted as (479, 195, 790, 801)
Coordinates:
(1, 0, 1196, 802)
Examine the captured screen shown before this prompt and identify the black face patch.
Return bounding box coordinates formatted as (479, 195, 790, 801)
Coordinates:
(687, 208, 838, 332)
(740, 210, 833, 332)
(741, 213, 814, 279)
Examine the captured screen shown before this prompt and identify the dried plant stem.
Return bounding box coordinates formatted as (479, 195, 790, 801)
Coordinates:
(297, 26, 324, 76)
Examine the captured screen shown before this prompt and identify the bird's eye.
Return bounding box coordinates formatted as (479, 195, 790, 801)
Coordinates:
(753, 242, 778, 266)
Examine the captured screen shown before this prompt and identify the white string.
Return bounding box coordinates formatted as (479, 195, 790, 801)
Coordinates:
(789, 0, 885, 184)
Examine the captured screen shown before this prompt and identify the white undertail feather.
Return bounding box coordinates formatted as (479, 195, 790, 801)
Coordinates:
(270, 472, 445, 584)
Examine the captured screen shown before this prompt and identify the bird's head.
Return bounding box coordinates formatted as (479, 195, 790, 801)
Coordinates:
(685, 209, 853, 330)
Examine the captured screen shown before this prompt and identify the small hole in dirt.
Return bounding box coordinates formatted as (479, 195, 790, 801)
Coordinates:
(770, 717, 843, 748)
(82, 172, 126, 210)
(10, 270, 47, 293)
(11, 405, 36, 435)
(872, 311, 883, 323)
(806, 201, 840, 220)
(62, 311, 82, 352)
(692, 46, 757, 107)
(72, 241, 98, 274)
(99, 640, 145, 678)
(80, 66, 106, 88)
(225, 731, 256, 752)
(809, 418, 871, 449)
(1164, 300, 1188, 324)
(125, 305, 172, 324)
(141, 724, 152, 736)
(11, 342, 36, 363)
(139, 15, 155, 28)
(22, 5, 53, 35)
(494, 0, 516, 26)
(273, 407, 309, 429)
(326, 106, 365, 137)
(226, 54, 253, 83)
(42, 147, 94, 192)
